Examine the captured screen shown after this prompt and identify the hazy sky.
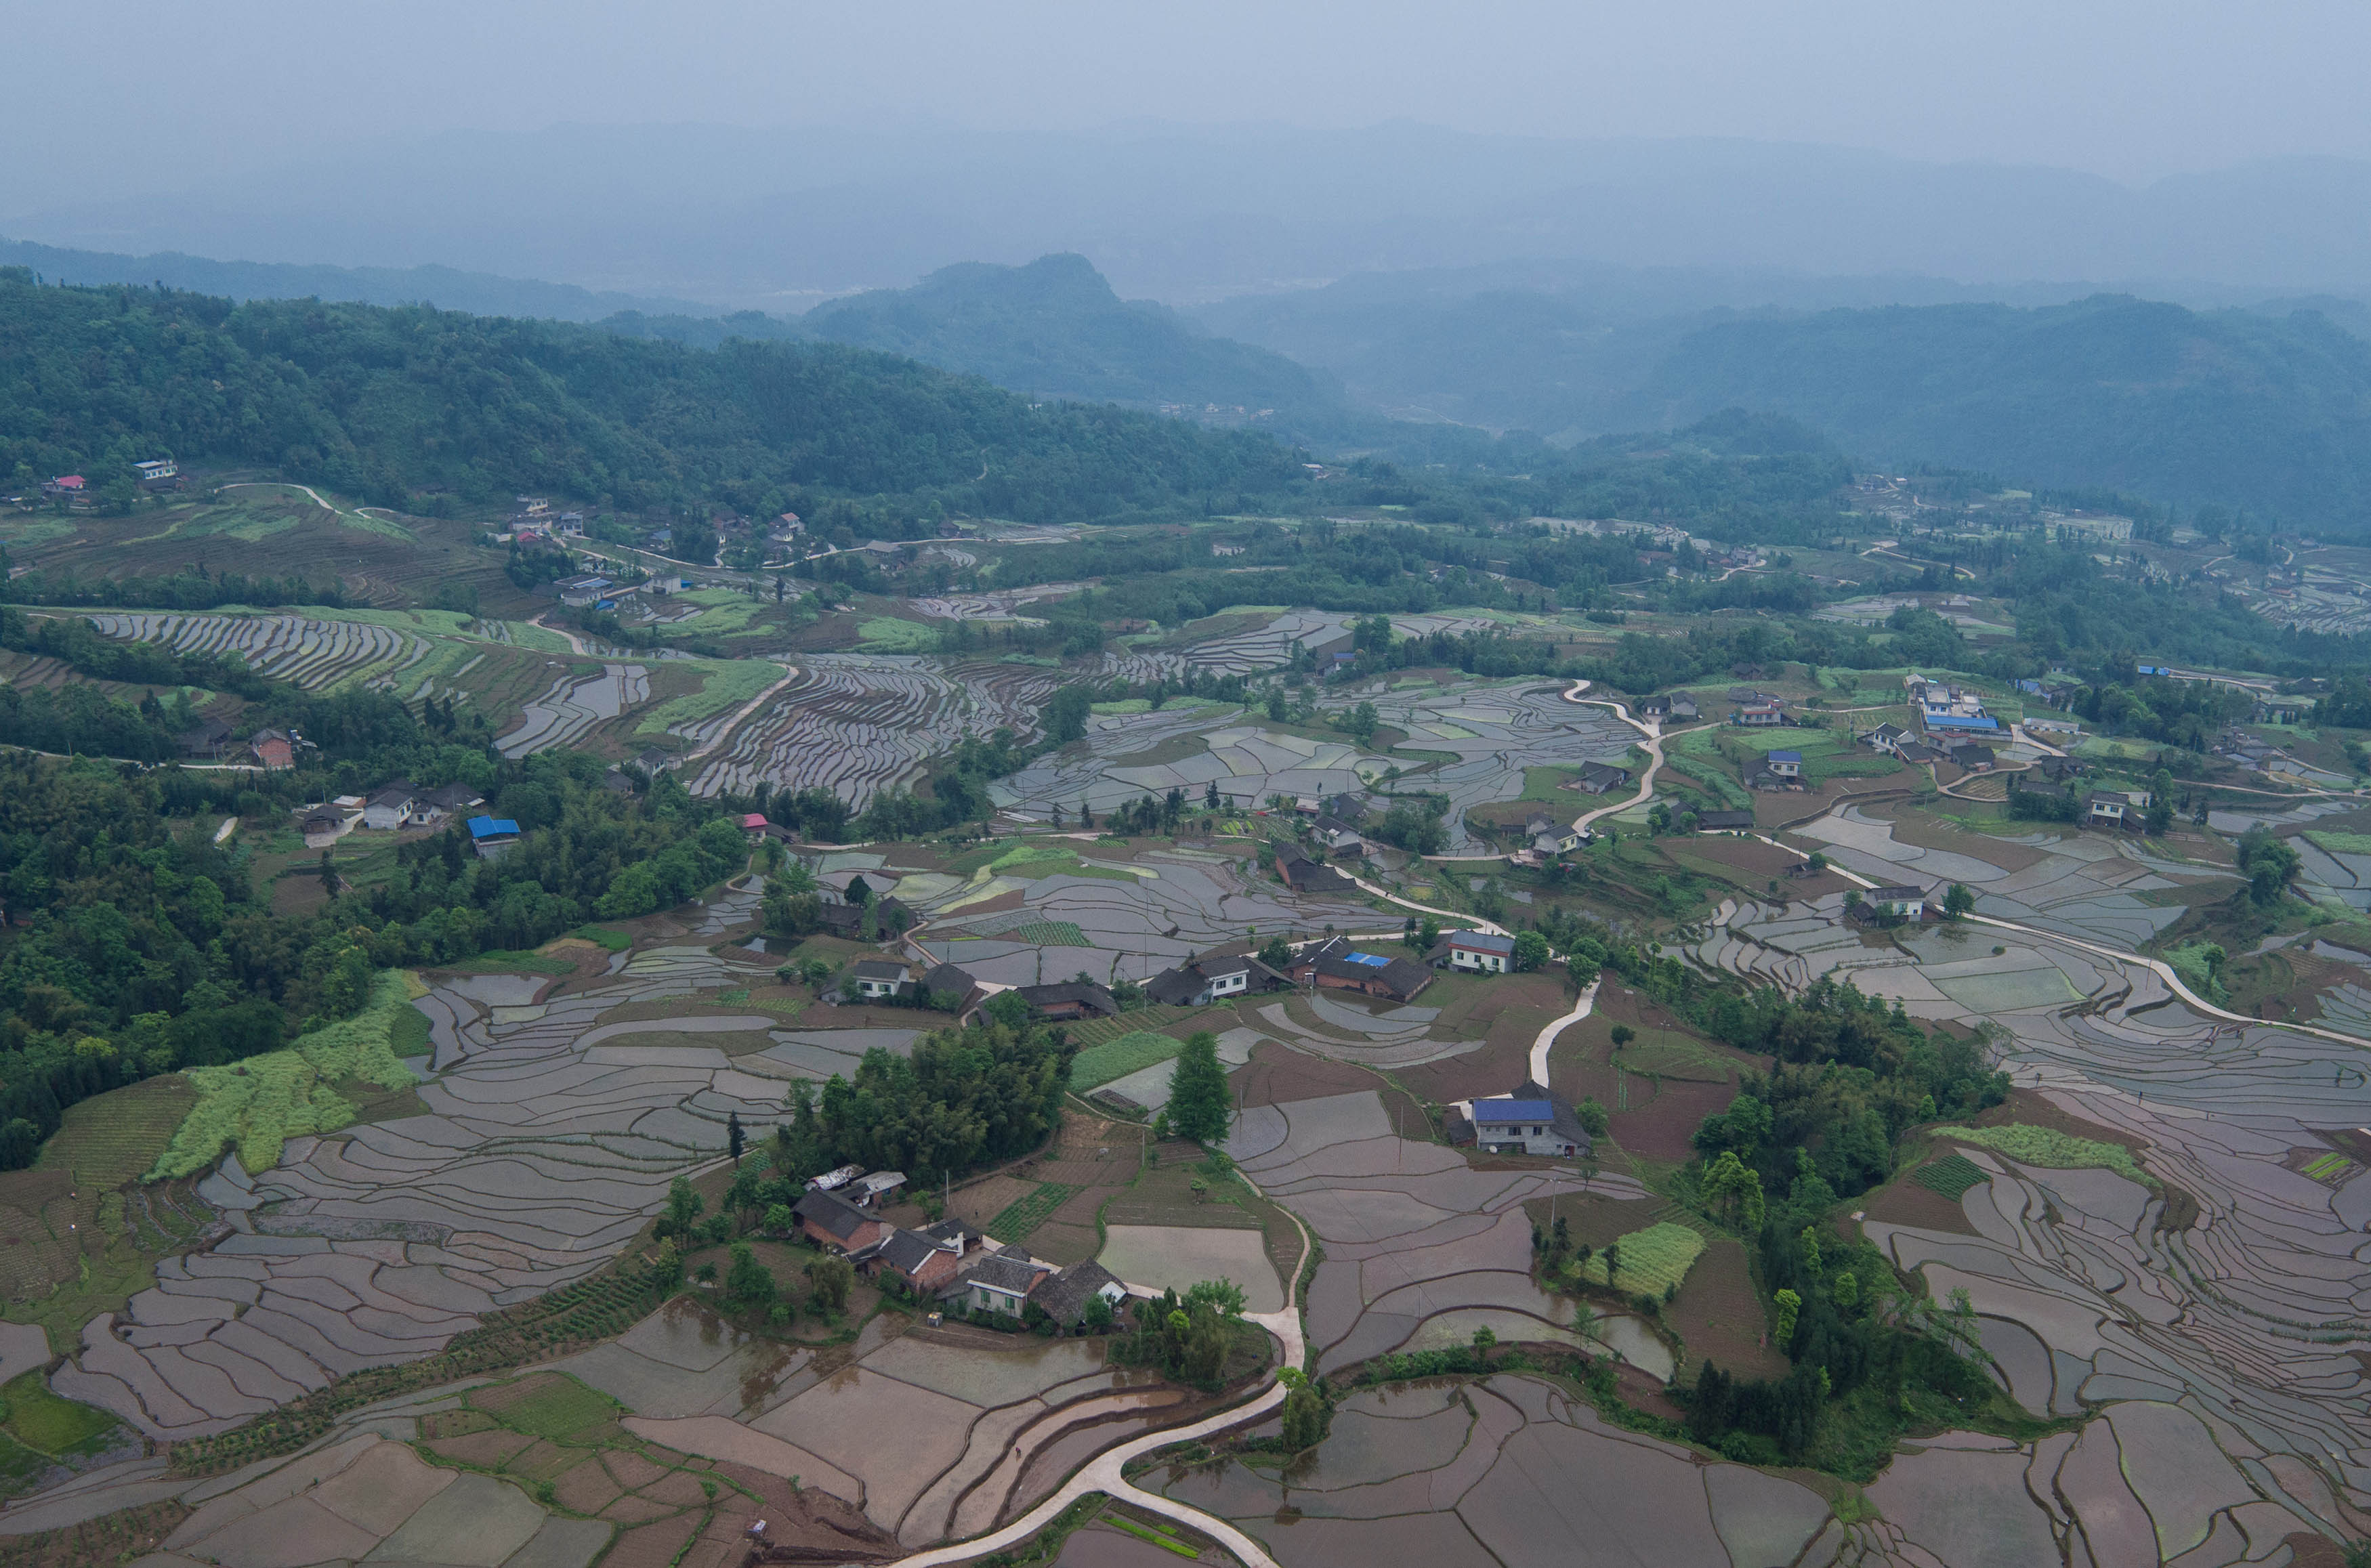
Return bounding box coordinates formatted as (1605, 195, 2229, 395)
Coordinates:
(9, 0, 2369, 208)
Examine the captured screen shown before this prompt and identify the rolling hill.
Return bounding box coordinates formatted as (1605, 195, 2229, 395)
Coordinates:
(0, 270, 1307, 522)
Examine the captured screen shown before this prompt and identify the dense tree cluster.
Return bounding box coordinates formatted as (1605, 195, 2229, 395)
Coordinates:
(761, 1017, 1073, 1185)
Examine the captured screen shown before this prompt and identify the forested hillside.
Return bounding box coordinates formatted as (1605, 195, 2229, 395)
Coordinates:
(1622, 296, 2371, 528)
(0, 270, 1307, 522)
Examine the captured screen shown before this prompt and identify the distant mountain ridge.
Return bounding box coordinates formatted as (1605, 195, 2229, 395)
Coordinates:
(0, 236, 714, 322)
(795, 255, 1358, 437)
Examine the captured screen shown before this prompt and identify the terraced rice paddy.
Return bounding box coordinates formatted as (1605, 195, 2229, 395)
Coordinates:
(684, 654, 1058, 805)
(496, 662, 651, 757)
(1158, 1377, 1837, 1568)
(83, 610, 439, 692)
(43, 946, 826, 1441)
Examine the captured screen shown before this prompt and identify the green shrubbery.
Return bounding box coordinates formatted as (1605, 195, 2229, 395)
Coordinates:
(149, 971, 421, 1179)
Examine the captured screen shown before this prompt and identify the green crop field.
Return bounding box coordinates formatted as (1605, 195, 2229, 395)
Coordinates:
(633, 657, 785, 734)
(1910, 1153, 1989, 1200)
(36, 1076, 198, 1191)
(476, 1374, 621, 1441)
(856, 616, 939, 652)
(1570, 1221, 1704, 1295)
(0, 1371, 116, 1457)
(150, 972, 423, 1179)
(1013, 920, 1091, 947)
(986, 1181, 1078, 1244)
(1938, 1124, 2150, 1185)
(1072, 1031, 1186, 1090)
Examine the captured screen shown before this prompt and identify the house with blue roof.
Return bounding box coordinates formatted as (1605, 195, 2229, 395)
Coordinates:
(467, 815, 522, 861)
(1471, 1097, 1587, 1158)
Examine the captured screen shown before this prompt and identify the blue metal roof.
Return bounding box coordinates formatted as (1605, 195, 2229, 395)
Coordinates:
(1768, 750, 1802, 763)
(1474, 1099, 1553, 1123)
(1923, 713, 2000, 731)
(1343, 951, 1389, 967)
(467, 815, 521, 839)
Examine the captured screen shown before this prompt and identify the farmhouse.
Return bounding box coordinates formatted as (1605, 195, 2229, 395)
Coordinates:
(1575, 761, 1631, 794)
(1442, 930, 1515, 973)
(793, 1189, 891, 1256)
(1312, 815, 1366, 856)
(1947, 743, 1997, 771)
(919, 962, 982, 1013)
(1866, 723, 1908, 754)
(467, 815, 522, 860)
(1469, 1098, 1589, 1158)
(952, 1248, 1055, 1318)
(1145, 952, 1284, 1009)
(177, 717, 233, 760)
(868, 1225, 971, 1294)
(247, 728, 298, 770)
(847, 960, 910, 1000)
(413, 782, 484, 822)
(1733, 700, 1785, 727)
(847, 1170, 907, 1207)
(300, 807, 353, 849)
(1856, 884, 1929, 921)
(1311, 948, 1433, 1003)
(555, 574, 612, 608)
(1275, 842, 1358, 894)
(1694, 809, 1757, 832)
(363, 781, 419, 831)
(1765, 750, 1802, 780)
(133, 459, 183, 491)
(2085, 793, 2131, 828)
(1017, 981, 1118, 1020)
(1032, 1259, 1129, 1331)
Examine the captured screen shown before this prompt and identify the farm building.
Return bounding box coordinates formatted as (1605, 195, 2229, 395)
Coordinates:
(1694, 810, 1756, 832)
(1031, 1260, 1129, 1331)
(793, 1189, 890, 1255)
(1855, 885, 1929, 921)
(1441, 931, 1515, 973)
(2085, 793, 2131, 827)
(1948, 743, 1997, 771)
(363, 781, 419, 831)
(1275, 843, 1358, 893)
(951, 1248, 1055, 1318)
(1469, 1097, 1589, 1158)
(919, 962, 983, 1013)
(1733, 700, 1784, 727)
(848, 960, 910, 1000)
(1309, 948, 1432, 1004)
(177, 717, 233, 760)
(1575, 761, 1631, 794)
(467, 815, 522, 860)
(1016, 981, 1118, 1020)
(1866, 723, 1908, 754)
(1144, 952, 1286, 1008)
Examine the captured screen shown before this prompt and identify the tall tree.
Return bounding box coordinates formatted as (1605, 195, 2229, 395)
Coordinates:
(1165, 1030, 1232, 1144)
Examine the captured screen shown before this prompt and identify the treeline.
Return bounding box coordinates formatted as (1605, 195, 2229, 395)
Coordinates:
(0, 270, 1309, 525)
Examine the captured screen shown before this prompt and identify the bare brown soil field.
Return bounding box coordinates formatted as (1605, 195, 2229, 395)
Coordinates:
(1519, 1191, 1651, 1248)
(1232, 1042, 1377, 1108)
(1857, 1172, 1980, 1238)
(1666, 1235, 1787, 1381)
(1754, 777, 1916, 830)
(1610, 1075, 1737, 1164)
(1871, 805, 2052, 871)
